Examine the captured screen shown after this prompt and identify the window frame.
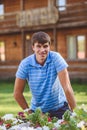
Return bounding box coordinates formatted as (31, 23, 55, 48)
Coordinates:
(0, 41, 6, 62)
(67, 35, 86, 60)
(0, 4, 4, 19)
(56, 0, 66, 11)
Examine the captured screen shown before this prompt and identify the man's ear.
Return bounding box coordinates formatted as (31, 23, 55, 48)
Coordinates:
(32, 45, 34, 51)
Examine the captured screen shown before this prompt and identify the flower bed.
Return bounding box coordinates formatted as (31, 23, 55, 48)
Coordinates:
(0, 105, 87, 130)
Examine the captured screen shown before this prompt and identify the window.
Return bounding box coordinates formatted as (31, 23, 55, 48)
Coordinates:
(0, 41, 5, 61)
(0, 4, 4, 19)
(77, 36, 86, 59)
(67, 36, 77, 59)
(67, 35, 86, 60)
(56, 0, 66, 11)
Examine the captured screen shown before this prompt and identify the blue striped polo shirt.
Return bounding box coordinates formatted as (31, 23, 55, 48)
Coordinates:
(16, 51, 68, 112)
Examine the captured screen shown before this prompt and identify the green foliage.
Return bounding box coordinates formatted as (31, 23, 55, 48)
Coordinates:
(63, 110, 71, 121)
(59, 123, 79, 130)
(74, 106, 87, 122)
(51, 117, 58, 123)
(4, 119, 13, 124)
(68, 118, 79, 130)
(0, 107, 87, 130)
(27, 108, 42, 126)
(60, 110, 79, 130)
(25, 108, 57, 129)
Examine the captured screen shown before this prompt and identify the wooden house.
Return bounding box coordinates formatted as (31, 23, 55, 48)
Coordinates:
(0, 0, 87, 81)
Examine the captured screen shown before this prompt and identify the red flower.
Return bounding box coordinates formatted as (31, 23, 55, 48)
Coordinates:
(48, 117, 52, 122)
(17, 112, 26, 119)
(5, 123, 11, 129)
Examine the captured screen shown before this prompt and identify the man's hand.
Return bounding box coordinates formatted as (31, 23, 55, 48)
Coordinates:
(24, 108, 34, 114)
(28, 109, 34, 114)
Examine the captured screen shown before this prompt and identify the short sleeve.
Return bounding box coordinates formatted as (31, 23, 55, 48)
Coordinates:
(16, 60, 28, 79)
(52, 52, 68, 73)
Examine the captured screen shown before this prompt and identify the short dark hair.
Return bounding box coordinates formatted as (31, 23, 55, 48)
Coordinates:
(31, 31, 51, 45)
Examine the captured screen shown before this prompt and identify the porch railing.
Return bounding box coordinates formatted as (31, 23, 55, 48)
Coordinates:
(0, 6, 58, 33)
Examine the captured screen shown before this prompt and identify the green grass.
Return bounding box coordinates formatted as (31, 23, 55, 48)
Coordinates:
(72, 82, 87, 107)
(0, 80, 87, 116)
(0, 80, 31, 116)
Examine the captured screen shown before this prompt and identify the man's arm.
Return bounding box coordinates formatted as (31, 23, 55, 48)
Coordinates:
(58, 68, 76, 111)
(13, 78, 29, 110)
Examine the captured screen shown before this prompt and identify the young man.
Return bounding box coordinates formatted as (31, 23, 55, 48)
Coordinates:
(14, 31, 76, 119)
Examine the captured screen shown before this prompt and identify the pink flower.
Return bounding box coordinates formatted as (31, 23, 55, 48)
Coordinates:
(18, 112, 24, 116)
(0, 120, 4, 125)
(17, 112, 26, 119)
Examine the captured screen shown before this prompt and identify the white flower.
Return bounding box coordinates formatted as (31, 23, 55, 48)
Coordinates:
(42, 126, 49, 130)
(20, 127, 36, 130)
(13, 118, 24, 125)
(53, 119, 63, 128)
(2, 114, 14, 120)
(9, 125, 20, 130)
(57, 119, 64, 124)
(0, 125, 6, 130)
(71, 112, 77, 117)
(20, 126, 27, 130)
(54, 122, 60, 128)
(36, 127, 42, 130)
(81, 104, 85, 107)
(77, 121, 85, 128)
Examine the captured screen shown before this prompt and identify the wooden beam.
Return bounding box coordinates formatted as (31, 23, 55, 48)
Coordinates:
(21, 29, 25, 58)
(20, 0, 24, 11)
(48, 0, 55, 8)
(57, 21, 87, 28)
(59, 8, 87, 15)
(59, 16, 87, 22)
(53, 26, 57, 51)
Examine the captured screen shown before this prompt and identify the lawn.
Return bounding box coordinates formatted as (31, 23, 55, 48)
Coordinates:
(0, 80, 87, 116)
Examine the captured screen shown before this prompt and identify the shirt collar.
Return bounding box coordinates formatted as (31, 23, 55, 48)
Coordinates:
(29, 52, 51, 67)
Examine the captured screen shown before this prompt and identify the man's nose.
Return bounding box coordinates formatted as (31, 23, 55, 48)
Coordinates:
(41, 47, 45, 52)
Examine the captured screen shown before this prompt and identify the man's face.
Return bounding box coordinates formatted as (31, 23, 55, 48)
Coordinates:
(32, 42, 50, 65)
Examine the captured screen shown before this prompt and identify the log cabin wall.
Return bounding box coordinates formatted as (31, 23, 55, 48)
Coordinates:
(4, 0, 20, 12)
(24, 0, 48, 9)
(56, 27, 87, 80)
(0, 33, 22, 61)
(0, 0, 87, 80)
(56, 27, 87, 58)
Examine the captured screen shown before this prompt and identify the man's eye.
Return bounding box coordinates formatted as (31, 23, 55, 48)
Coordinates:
(37, 45, 41, 48)
(44, 45, 48, 48)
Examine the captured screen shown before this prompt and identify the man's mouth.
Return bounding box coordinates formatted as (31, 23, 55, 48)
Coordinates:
(41, 54, 46, 57)
(40, 52, 46, 56)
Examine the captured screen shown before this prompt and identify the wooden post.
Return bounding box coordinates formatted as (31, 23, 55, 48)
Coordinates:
(20, 0, 24, 11)
(21, 29, 25, 58)
(53, 26, 57, 52)
(48, 0, 55, 8)
(20, 0, 25, 58)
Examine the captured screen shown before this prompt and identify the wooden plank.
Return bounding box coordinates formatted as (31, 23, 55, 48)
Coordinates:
(59, 16, 87, 22)
(56, 1, 87, 9)
(59, 8, 87, 15)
